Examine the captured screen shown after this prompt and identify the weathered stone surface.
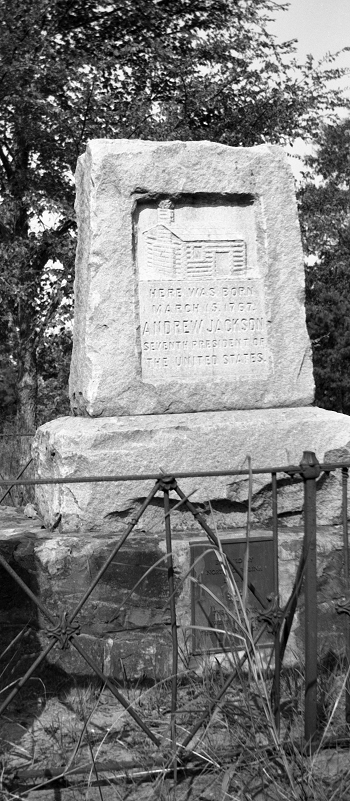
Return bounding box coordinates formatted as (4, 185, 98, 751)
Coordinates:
(1, 506, 348, 679)
(0, 504, 45, 541)
(33, 407, 350, 533)
(69, 139, 314, 416)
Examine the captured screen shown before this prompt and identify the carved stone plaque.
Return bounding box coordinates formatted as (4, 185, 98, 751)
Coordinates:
(190, 536, 275, 653)
(137, 199, 269, 382)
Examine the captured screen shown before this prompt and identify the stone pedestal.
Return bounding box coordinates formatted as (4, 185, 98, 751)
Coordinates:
(24, 522, 346, 680)
(33, 407, 350, 534)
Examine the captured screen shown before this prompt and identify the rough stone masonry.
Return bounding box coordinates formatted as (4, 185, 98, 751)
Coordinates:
(31, 140, 350, 677)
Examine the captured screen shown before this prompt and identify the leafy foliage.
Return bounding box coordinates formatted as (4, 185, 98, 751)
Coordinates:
(299, 120, 350, 414)
(0, 0, 349, 430)
(36, 325, 72, 425)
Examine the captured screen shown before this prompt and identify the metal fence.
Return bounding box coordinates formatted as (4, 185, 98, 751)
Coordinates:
(0, 450, 350, 790)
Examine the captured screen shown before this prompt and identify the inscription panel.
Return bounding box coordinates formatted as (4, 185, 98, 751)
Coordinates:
(140, 279, 268, 380)
(190, 537, 274, 653)
(137, 200, 270, 382)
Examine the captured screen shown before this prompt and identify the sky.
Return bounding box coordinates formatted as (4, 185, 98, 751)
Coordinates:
(267, 0, 350, 176)
(269, 0, 350, 66)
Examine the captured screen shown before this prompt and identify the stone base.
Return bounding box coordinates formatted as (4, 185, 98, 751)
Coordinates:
(2, 518, 346, 680)
(33, 407, 350, 533)
(26, 407, 350, 678)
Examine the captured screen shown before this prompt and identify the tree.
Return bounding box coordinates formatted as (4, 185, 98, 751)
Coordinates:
(299, 119, 350, 414)
(0, 0, 349, 436)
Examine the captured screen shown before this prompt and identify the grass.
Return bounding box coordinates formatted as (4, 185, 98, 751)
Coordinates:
(1, 670, 350, 799)
(1, 565, 350, 800)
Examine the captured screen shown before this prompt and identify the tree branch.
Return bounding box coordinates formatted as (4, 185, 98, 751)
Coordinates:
(33, 288, 66, 348)
(75, 78, 96, 157)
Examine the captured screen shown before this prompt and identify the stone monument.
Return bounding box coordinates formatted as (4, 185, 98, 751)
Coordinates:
(70, 139, 313, 417)
(32, 140, 350, 677)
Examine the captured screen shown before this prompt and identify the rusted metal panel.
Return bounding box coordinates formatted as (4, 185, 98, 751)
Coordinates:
(190, 536, 274, 654)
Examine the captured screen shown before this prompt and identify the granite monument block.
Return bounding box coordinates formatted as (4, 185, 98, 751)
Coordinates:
(69, 140, 314, 417)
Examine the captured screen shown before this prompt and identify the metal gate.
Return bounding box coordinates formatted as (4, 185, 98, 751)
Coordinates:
(1, 450, 350, 793)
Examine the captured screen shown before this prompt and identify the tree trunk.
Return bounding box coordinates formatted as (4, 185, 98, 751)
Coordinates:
(15, 342, 37, 504)
(17, 344, 37, 434)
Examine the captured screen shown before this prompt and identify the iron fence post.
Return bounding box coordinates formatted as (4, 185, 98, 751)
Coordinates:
(300, 450, 320, 746)
(341, 467, 350, 724)
(271, 471, 281, 733)
(161, 477, 178, 786)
